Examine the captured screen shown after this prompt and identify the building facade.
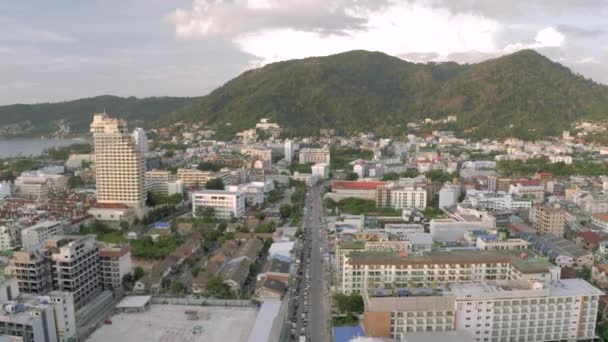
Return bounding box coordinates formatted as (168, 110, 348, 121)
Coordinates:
(192, 190, 245, 220)
(90, 113, 146, 218)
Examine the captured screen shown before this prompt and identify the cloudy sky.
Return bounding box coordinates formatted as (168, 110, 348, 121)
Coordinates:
(2, 0, 608, 105)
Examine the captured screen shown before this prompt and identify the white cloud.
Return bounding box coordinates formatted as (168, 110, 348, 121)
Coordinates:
(228, 1, 500, 66)
(503, 27, 565, 53)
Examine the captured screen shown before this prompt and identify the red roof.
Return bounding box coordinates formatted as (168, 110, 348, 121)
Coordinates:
(512, 179, 541, 186)
(332, 181, 386, 191)
(92, 203, 129, 209)
(576, 231, 604, 245)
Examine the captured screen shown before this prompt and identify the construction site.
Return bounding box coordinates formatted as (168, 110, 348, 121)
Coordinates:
(87, 304, 258, 342)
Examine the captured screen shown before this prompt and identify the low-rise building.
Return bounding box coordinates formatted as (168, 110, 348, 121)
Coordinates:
(363, 279, 601, 342)
(20, 221, 64, 251)
(341, 250, 560, 294)
(192, 189, 245, 220)
(99, 244, 132, 292)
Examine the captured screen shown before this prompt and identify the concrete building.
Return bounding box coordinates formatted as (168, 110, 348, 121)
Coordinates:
(131, 127, 149, 153)
(192, 190, 245, 220)
(465, 191, 532, 211)
(0, 224, 21, 251)
(529, 204, 565, 236)
(311, 163, 330, 179)
(241, 147, 272, 168)
(299, 147, 330, 164)
(363, 279, 601, 342)
(11, 236, 102, 309)
(13, 172, 66, 200)
(509, 180, 545, 203)
(592, 213, 608, 231)
(0, 180, 11, 199)
(0, 299, 58, 342)
(390, 188, 427, 210)
(99, 244, 132, 292)
(290, 172, 319, 186)
(439, 184, 459, 209)
(177, 168, 230, 188)
(341, 250, 559, 294)
(328, 180, 386, 202)
(487, 176, 511, 193)
(284, 139, 296, 164)
(90, 113, 146, 218)
(21, 221, 64, 251)
(430, 208, 496, 242)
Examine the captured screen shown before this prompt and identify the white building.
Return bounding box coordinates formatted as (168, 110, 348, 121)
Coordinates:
(299, 147, 330, 164)
(466, 190, 532, 211)
(192, 190, 245, 220)
(509, 181, 545, 203)
(0, 225, 20, 251)
(284, 139, 295, 164)
(91, 113, 146, 218)
(342, 250, 560, 294)
(21, 221, 64, 251)
(439, 184, 459, 209)
(390, 187, 427, 210)
(430, 208, 496, 242)
(100, 244, 132, 291)
(311, 163, 330, 180)
(132, 127, 149, 153)
(290, 172, 319, 186)
(14, 172, 66, 200)
(0, 181, 11, 199)
(364, 279, 601, 342)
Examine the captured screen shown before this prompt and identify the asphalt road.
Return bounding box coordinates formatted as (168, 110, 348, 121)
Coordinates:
(290, 184, 330, 342)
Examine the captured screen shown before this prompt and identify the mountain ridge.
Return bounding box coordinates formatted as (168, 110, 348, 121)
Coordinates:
(1, 49, 607, 139)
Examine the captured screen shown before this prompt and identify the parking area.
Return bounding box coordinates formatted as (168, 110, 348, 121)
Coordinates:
(87, 304, 258, 342)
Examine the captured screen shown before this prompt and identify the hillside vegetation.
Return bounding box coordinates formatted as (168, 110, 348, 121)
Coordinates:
(175, 49, 608, 139)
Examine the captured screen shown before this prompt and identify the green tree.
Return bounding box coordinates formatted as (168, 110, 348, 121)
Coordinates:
(191, 266, 202, 278)
(67, 175, 84, 188)
(279, 204, 292, 219)
(171, 280, 186, 294)
(195, 206, 216, 222)
(207, 276, 233, 299)
(334, 293, 364, 314)
(133, 266, 145, 281)
(205, 178, 225, 190)
(197, 162, 220, 172)
(345, 172, 359, 181)
(119, 221, 129, 233)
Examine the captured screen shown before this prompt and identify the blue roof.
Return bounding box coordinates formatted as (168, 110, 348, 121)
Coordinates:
(333, 326, 364, 342)
(153, 221, 171, 229)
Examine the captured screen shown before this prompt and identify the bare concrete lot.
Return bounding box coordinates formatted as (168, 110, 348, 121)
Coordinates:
(87, 304, 258, 342)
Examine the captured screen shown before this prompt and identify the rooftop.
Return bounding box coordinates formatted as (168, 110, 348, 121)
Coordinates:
(115, 295, 151, 309)
(332, 180, 386, 191)
(88, 304, 257, 342)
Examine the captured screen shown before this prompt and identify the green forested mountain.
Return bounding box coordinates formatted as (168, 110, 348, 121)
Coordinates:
(174, 49, 608, 139)
(2, 49, 608, 139)
(0, 95, 195, 135)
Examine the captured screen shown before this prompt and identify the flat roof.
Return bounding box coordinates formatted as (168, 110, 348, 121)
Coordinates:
(88, 304, 257, 342)
(247, 299, 281, 342)
(403, 331, 476, 342)
(115, 295, 151, 309)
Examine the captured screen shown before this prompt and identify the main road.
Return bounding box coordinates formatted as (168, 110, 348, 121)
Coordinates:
(305, 184, 331, 342)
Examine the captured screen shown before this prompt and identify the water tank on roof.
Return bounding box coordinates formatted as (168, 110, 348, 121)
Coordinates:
(3, 304, 15, 314)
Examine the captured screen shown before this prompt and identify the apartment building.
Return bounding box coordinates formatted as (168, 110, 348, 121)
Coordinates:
(0, 224, 21, 251)
(529, 204, 565, 236)
(341, 250, 559, 294)
(430, 208, 496, 242)
(284, 139, 296, 164)
(21, 221, 64, 251)
(487, 176, 511, 193)
(364, 279, 601, 342)
(47, 236, 101, 309)
(241, 147, 273, 168)
(311, 163, 330, 179)
(192, 190, 245, 220)
(299, 147, 330, 164)
(390, 188, 427, 210)
(177, 168, 230, 188)
(439, 184, 459, 209)
(11, 236, 101, 309)
(465, 190, 532, 211)
(509, 180, 544, 203)
(90, 113, 146, 218)
(99, 244, 132, 291)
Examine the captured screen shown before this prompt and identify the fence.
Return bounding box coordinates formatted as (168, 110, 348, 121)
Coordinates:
(150, 296, 254, 307)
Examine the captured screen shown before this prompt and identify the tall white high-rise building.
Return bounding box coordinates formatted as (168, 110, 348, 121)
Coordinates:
(284, 139, 294, 163)
(90, 113, 146, 218)
(132, 127, 149, 153)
